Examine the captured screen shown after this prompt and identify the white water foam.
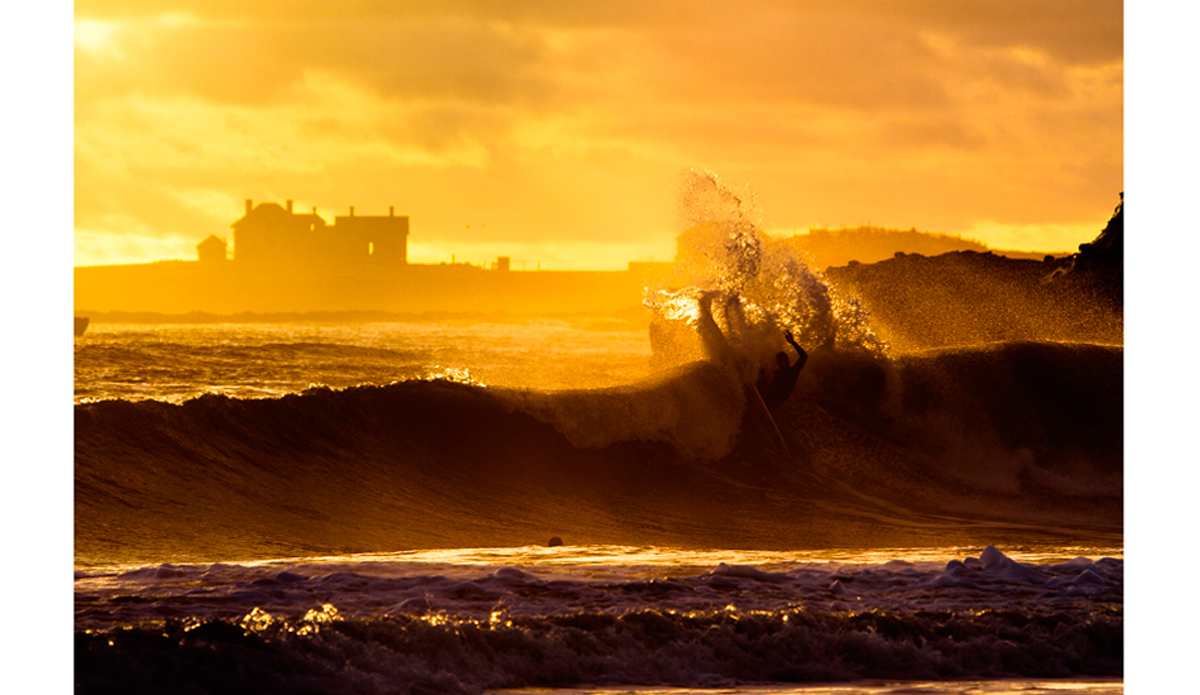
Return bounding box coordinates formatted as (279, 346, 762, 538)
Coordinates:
(644, 170, 887, 381)
(76, 545, 1122, 632)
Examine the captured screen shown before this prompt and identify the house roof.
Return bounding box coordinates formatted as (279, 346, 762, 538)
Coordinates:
(231, 202, 327, 228)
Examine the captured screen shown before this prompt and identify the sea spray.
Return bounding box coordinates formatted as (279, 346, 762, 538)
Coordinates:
(644, 170, 888, 380)
(497, 172, 894, 461)
(503, 173, 894, 460)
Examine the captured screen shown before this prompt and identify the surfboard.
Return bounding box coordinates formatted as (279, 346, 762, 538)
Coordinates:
(746, 384, 791, 457)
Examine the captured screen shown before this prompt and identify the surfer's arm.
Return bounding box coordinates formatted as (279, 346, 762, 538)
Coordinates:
(784, 330, 808, 371)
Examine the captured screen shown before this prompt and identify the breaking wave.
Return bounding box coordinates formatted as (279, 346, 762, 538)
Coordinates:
(75, 546, 1122, 694)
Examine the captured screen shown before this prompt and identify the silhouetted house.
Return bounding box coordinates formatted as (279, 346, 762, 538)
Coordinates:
(196, 234, 228, 263)
(230, 199, 408, 266)
(231, 199, 329, 264)
(330, 205, 409, 265)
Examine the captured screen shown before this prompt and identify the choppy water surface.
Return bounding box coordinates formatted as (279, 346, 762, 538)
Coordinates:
(75, 321, 653, 403)
(500, 681, 1123, 695)
(76, 544, 1122, 693)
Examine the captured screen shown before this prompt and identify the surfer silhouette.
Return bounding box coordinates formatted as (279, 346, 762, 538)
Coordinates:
(694, 291, 797, 453)
(756, 330, 807, 411)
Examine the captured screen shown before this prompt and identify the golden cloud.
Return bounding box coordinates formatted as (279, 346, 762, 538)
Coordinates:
(75, 0, 1122, 267)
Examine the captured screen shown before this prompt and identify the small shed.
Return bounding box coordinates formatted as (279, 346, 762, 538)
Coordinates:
(197, 234, 228, 262)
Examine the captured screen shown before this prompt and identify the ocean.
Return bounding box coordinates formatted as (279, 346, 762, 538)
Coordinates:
(74, 324, 1123, 693)
(73, 182, 1123, 694)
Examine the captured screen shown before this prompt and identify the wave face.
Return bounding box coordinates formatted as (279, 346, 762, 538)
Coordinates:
(76, 338, 1121, 567)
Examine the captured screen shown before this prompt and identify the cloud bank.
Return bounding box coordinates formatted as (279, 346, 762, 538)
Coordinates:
(75, 0, 1122, 267)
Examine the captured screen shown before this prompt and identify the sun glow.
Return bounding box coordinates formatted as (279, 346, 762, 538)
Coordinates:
(960, 219, 1110, 253)
(75, 19, 122, 57)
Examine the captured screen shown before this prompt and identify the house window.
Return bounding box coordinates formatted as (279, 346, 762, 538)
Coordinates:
(368, 242, 374, 256)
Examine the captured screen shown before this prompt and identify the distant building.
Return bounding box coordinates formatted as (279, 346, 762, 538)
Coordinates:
(331, 206, 409, 264)
(196, 234, 228, 263)
(230, 199, 409, 265)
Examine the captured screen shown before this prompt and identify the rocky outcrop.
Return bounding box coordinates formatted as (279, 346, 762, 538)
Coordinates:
(823, 196, 1124, 351)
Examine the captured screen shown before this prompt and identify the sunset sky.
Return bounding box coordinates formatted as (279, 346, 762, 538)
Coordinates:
(74, 0, 1123, 269)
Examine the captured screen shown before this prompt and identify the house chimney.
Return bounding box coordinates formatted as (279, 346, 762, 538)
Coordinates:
(389, 206, 394, 217)
(245, 199, 253, 215)
(286, 199, 293, 214)
(312, 206, 317, 215)
(350, 206, 355, 217)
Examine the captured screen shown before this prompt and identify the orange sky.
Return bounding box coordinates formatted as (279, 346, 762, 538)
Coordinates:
(74, 0, 1123, 269)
